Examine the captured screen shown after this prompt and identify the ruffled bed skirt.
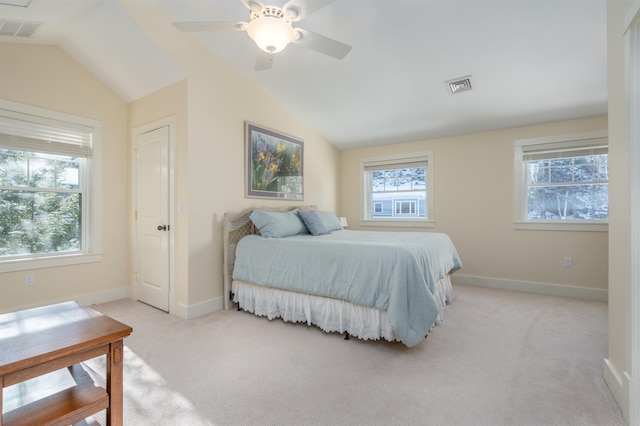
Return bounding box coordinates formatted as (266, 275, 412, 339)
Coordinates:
(232, 275, 454, 343)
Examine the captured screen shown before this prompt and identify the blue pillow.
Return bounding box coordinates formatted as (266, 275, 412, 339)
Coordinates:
(316, 211, 343, 232)
(249, 209, 309, 238)
(298, 210, 330, 236)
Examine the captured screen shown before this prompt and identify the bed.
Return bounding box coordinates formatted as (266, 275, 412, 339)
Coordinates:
(223, 206, 462, 347)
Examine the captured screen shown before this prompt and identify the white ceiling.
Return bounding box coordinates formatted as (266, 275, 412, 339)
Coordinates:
(0, 0, 607, 150)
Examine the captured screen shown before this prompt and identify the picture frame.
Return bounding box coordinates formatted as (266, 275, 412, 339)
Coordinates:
(245, 122, 304, 200)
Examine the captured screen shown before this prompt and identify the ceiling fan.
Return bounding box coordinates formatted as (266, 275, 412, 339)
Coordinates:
(172, 0, 352, 70)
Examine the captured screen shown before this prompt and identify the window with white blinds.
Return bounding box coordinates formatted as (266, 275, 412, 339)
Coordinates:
(0, 109, 93, 157)
(0, 99, 102, 271)
(360, 151, 434, 227)
(514, 130, 608, 231)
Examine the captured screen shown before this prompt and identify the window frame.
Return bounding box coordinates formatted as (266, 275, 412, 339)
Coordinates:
(360, 151, 434, 228)
(513, 130, 608, 232)
(0, 99, 103, 272)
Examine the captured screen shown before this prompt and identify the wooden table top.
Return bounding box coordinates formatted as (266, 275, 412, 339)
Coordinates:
(0, 301, 133, 376)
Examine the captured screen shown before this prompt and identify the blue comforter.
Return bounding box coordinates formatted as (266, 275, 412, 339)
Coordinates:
(232, 230, 462, 347)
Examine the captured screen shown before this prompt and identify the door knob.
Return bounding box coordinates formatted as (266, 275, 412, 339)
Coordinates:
(157, 225, 167, 231)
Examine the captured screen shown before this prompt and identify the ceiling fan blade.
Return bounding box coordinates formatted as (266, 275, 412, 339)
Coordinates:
(172, 21, 247, 32)
(255, 52, 274, 71)
(283, 0, 334, 21)
(293, 28, 351, 60)
(240, 0, 264, 13)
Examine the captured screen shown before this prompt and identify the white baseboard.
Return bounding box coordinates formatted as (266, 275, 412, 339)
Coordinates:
(174, 296, 224, 320)
(452, 274, 608, 302)
(603, 358, 629, 423)
(0, 286, 129, 314)
(81, 286, 129, 307)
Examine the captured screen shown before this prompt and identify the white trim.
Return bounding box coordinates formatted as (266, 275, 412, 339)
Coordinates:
(131, 116, 177, 316)
(168, 121, 177, 316)
(513, 130, 608, 230)
(0, 99, 103, 270)
(624, 0, 640, 33)
(0, 99, 101, 130)
(84, 286, 128, 306)
(0, 286, 127, 314)
(359, 219, 435, 228)
(625, 4, 640, 424)
(514, 221, 608, 232)
(0, 252, 102, 273)
(514, 130, 608, 148)
(174, 296, 223, 320)
(452, 274, 607, 302)
(604, 358, 627, 417)
(360, 150, 434, 225)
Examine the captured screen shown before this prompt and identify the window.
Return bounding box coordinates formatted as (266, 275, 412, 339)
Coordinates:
(395, 200, 417, 216)
(514, 130, 608, 231)
(0, 100, 102, 271)
(361, 151, 434, 227)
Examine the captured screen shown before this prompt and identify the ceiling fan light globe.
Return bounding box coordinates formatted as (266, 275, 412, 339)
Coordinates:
(247, 16, 294, 53)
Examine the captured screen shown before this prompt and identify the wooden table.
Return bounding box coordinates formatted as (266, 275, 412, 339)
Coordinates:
(0, 301, 133, 426)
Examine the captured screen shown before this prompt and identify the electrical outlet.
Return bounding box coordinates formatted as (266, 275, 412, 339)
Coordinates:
(563, 257, 573, 268)
(25, 274, 35, 286)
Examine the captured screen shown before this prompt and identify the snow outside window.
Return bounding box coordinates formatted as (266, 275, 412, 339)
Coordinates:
(514, 130, 608, 232)
(360, 151, 434, 228)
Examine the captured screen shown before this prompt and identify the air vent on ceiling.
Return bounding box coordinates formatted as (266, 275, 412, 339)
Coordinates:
(445, 76, 472, 95)
(0, 0, 32, 6)
(0, 19, 42, 37)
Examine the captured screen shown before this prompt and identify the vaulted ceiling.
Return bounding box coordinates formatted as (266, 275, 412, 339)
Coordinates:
(0, 0, 607, 149)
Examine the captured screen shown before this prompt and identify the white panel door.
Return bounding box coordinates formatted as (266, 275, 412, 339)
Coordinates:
(135, 126, 170, 311)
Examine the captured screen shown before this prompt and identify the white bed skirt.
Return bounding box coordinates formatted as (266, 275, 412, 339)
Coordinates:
(232, 275, 454, 343)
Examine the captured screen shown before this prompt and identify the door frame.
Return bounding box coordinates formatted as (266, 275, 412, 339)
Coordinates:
(625, 1, 640, 424)
(131, 116, 177, 315)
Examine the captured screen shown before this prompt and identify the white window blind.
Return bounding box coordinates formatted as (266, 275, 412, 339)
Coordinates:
(363, 159, 427, 171)
(522, 137, 608, 161)
(0, 109, 93, 157)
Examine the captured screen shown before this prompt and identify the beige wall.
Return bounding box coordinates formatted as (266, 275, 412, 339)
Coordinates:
(605, 0, 632, 421)
(0, 44, 129, 312)
(122, 2, 340, 317)
(340, 116, 608, 294)
(0, 8, 340, 316)
(0, 5, 631, 420)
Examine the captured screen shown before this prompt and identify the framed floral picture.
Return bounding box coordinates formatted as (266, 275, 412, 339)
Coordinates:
(245, 122, 304, 200)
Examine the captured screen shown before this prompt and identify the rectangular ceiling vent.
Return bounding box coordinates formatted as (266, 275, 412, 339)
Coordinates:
(446, 76, 473, 95)
(0, 0, 32, 6)
(0, 19, 42, 38)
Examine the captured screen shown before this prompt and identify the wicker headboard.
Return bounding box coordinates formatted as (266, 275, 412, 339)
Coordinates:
(222, 205, 317, 310)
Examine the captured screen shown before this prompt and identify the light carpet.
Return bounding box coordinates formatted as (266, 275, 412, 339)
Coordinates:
(86, 284, 625, 425)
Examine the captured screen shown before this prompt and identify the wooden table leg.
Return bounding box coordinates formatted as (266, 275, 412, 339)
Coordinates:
(106, 340, 124, 426)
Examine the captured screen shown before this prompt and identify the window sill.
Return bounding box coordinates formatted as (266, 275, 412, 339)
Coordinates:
(513, 221, 608, 232)
(359, 219, 435, 228)
(0, 253, 103, 273)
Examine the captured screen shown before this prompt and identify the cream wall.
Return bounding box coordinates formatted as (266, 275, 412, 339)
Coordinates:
(340, 116, 609, 297)
(0, 44, 129, 312)
(0, 8, 340, 316)
(604, 0, 632, 422)
(122, 2, 340, 317)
